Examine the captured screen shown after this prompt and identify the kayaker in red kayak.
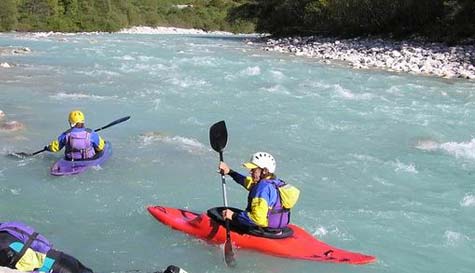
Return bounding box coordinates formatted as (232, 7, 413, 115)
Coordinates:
(219, 152, 299, 234)
(45, 110, 106, 160)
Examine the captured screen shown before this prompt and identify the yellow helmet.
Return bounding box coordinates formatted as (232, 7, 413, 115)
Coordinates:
(68, 110, 85, 126)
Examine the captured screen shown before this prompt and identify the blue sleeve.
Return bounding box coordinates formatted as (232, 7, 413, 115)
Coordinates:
(234, 211, 256, 227)
(57, 132, 68, 150)
(228, 170, 247, 187)
(90, 131, 100, 148)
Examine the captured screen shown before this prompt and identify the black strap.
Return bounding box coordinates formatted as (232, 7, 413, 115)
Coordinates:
(0, 227, 49, 246)
(9, 232, 39, 268)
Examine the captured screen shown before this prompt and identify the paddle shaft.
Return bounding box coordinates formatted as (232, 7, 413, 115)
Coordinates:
(209, 120, 235, 267)
(94, 116, 130, 132)
(220, 151, 229, 207)
(219, 151, 236, 267)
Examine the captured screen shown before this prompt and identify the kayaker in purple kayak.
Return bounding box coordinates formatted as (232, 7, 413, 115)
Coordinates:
(0, 221, 93, 273)
(45, 110, 106, 160)
(218, 152, 300, 234)
(0, 221, 189, 273)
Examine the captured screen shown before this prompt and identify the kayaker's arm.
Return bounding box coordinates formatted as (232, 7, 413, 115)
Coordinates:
(228, 170, 255, 190)
(46, 133, 67, 152)
(90, 132, 105, 152)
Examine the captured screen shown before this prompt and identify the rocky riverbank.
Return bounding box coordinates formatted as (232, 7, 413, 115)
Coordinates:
(261, 36, 475, 80)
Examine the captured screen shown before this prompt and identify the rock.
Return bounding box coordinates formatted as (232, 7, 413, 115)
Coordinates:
(0, 121, 24, 131)
(259, 35, 475, 80)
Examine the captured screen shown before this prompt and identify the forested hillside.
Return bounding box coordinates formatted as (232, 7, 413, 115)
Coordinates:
(0, 0, 474, 42)
(0, 0, 253, 33)
(231, 0, 475, 42)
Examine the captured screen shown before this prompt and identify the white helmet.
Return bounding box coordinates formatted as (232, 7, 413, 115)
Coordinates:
(243, 152, 276, 173)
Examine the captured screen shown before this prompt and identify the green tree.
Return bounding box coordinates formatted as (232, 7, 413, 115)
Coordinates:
(0, 0, 18, 31)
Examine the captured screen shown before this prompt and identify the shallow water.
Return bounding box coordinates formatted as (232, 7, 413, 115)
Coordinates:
(0, 32, 474, 273)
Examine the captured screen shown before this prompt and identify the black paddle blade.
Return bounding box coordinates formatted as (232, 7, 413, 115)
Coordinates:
(209, 120, 228, 153)
(7, 152, 30, 159)
(8, 147, 46, 159)
(224, 239, 236, 267)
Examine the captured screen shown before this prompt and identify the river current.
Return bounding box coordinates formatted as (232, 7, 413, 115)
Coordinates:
(0, 32, 474, 273)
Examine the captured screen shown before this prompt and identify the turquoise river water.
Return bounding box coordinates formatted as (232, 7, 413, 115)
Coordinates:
(0, 32, 474, 273)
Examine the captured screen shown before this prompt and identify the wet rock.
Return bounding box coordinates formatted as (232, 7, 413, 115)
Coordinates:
(0, 121, 24, 132)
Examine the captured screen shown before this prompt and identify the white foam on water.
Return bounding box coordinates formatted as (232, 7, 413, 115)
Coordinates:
(333, 85, 373, 100)
(181, 116, 206, 126)
(52, 92, 117, 101)
(152, 98, 161, 111)
(373, 176, 394, 186)
(269, 70, 285, 80)
(415, 139, 441, 151)
(137, 55, 157, 62)
(416, 138, 475, 160)
(444, 230, 470, 247)
(351, 153, 380, 163)
(119, 63, 169, 73)
(460, 194, 475, 207)
(439, 139, 475, 159)
(312, 116, 353, 132)
(312, 226, 328, 237)
(178, 56, 218, 67)
(259, 84, 290, 95)
(116, 55, 135, 61)
(10, 188, 21, 195)
(391, 159, 418, 174)
(138, 133, 209, 154)
(166, 77, 209, 89)
(91, 165, 103, 171)
(77, 69, 121, 77)
(240, 66, 261, 76)
(386, 85, 403, 95)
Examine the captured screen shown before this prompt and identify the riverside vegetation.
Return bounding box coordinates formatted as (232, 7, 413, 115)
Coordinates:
(0, 1, 473, 43)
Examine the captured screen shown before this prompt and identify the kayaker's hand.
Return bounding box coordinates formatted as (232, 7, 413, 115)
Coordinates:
(222, 209, 234, 220)
(219, 162, 230, 175)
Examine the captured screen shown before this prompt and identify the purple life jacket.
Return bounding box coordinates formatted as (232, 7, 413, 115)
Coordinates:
(65, 129, 96, 160)
(266, 179, 290, 229)
(0, 222, 52, 254)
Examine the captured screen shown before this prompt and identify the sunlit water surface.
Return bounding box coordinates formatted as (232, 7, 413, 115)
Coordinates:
(0, 32, 474, 273)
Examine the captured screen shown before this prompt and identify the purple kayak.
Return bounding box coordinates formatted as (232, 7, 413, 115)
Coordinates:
(50, 142, 112, 176)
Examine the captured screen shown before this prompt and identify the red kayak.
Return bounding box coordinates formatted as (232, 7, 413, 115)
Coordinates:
(147, 205, 376, 264)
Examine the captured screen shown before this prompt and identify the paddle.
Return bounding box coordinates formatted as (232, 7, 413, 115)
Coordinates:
(209, 120, 236, 267)
(9, 116, 131, 158)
